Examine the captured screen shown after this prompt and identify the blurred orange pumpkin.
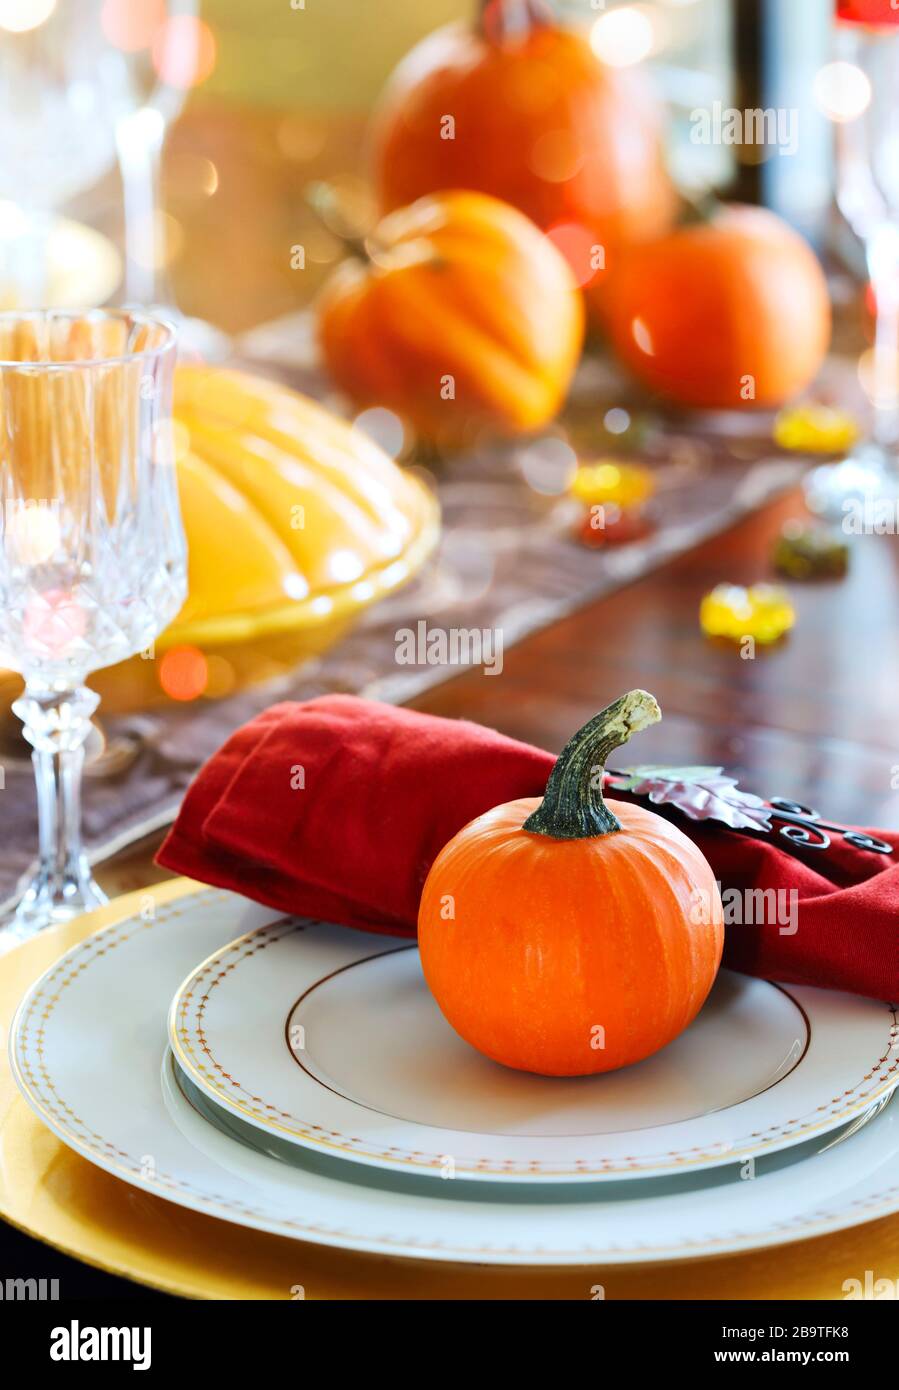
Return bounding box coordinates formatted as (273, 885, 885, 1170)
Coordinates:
(317, 189, 584, 447)
(370, 0, 676, 294)
(599, 205, 832, 410)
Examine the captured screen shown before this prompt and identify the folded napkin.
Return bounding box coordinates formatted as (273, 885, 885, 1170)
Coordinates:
(158, 694, 898, 1001)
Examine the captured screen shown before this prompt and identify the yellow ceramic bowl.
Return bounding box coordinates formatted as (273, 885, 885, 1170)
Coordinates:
(0, 365, 440, 713)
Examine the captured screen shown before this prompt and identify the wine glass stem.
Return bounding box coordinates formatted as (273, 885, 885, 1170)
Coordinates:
(11, 683, 107, 933)
(116, 107, 167, 306)
(34, 743, 86, 884)
(867, 225, 899, 457)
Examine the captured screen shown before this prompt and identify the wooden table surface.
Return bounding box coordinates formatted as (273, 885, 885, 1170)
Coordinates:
(410, 486, 899, 831)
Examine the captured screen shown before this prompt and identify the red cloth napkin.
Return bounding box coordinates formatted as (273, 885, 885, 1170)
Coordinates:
(158, 695, 898, 1001)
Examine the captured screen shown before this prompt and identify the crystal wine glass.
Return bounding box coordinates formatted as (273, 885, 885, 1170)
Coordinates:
(806, 0, 899, 516)
(0, 0, 126, 306)
(0, 310, 186, 938)
(112, 0, 229, 359)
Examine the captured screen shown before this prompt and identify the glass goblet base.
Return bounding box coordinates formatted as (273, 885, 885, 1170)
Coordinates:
(6, 681, 109, 941)
(11, 860, 108, 942)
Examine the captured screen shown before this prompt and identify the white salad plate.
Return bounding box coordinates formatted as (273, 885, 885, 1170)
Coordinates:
(10, 887, 899, 1267)
(168, 912, 899, 1183)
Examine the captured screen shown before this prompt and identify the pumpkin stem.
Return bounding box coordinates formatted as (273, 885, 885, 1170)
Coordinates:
(480, 0, 555, 42)
(306, 181, 372, 262)
(523, 689, 661, 839)
(679, 188, 723, 227)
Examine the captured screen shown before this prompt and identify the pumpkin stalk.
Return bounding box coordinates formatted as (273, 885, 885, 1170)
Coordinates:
(523, 689, 661, 840)
(679, 188, 723, 227)
(306, 181, 372, 262)
(479, 0, 555, 42)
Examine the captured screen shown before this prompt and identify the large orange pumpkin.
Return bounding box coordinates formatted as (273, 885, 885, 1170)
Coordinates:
(418, 691, 723, 1077)
(599, 204, 832, 410)
(370, 1, 676, 292)
(317, 189, 584, 447)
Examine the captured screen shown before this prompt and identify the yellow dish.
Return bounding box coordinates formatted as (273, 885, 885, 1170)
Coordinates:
(0, 365, 440, 712)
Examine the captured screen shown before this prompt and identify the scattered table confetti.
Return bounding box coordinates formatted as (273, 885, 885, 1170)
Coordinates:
(571, 461, 657, 548)
(577, 506, 655, 548)
(772, 520, 849, 580)
(700, 583, 795, 645)
(570, 460, 656, 509)
(773, 404, 861, 455)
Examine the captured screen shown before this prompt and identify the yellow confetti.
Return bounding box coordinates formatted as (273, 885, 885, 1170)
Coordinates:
(570, 460, 656, 510)
(773, 404, 861, 455)
(700, 583, 795, 645)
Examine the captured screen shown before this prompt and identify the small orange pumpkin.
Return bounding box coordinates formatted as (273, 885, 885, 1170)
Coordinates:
(316, 189, 584, 447)
(370, 1, 676, 291)
(418, 691, 723, 1077)
(598, 204, 831, 410)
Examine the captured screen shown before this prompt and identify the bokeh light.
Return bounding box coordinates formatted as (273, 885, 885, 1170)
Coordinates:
(129, 209, 184, 272)
(0, 0, 56, 33)
(203, 654, 236, 699)
(283, 572, 310, 601)
(152, 15, 217, 90)
(277, 116, 328, 163)
(590, 6, 655, 67)
(352, 407, 405, 459)
(101, 0, 165, 52)
(529, 130, 584, 184)
(328, 549, 365, 583)
(631, 317, 656, 356)
(604, 408, 632, 436)
(519, 436, 578, 496)
(7, 502, 60, 566)
(545, 222, 602, 289)
(168, 152, 219, 198)
(858, 345, 899, 407)
(813, 61, 872, 122)
(160, 645, 208, 701)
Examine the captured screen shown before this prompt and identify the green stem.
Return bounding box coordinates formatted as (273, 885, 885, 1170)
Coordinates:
(679, 188, 724, 227)
(305, 181, 370, 262)
(523, 690, 661, 840)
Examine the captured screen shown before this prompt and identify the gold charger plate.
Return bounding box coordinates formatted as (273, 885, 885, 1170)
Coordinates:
(2, 877, 898, 1300)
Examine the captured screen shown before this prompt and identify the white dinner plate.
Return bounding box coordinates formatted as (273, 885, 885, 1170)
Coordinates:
(168, 913, 899, 1183)
(10, 887, 899, 1267)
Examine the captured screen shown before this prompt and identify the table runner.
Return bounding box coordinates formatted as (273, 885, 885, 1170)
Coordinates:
(1, 312, 846, 914)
